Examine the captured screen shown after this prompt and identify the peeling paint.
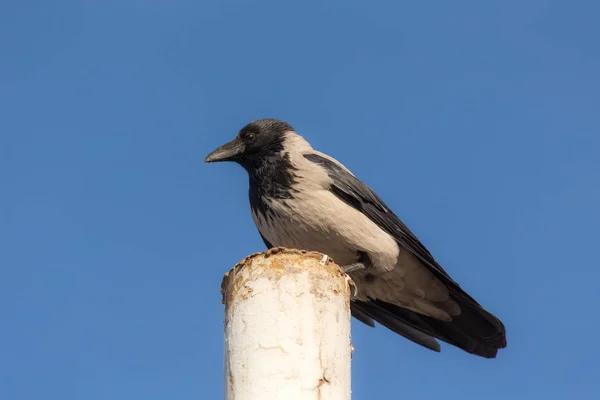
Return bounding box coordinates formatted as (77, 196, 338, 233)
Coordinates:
(221, 248, 351, 313)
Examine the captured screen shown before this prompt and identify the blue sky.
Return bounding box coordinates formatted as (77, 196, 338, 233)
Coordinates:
(1, 1, 599, 399)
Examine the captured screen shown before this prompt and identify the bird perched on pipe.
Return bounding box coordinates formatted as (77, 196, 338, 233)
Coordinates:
(205, 118, 507, 358)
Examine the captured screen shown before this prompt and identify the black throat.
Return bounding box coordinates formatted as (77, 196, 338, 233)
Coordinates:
(244, 152, 299, 214)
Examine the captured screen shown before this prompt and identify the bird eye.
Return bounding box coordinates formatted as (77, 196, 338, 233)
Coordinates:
(242, 132, 256, 142)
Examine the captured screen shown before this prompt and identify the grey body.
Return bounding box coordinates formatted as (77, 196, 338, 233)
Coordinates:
(206, 119, 506, 358)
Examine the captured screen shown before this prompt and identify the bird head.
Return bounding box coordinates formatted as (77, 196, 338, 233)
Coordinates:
(205, 119, 294, 169)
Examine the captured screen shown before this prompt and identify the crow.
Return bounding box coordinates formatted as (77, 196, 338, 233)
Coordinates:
(205, 118, 506, 358)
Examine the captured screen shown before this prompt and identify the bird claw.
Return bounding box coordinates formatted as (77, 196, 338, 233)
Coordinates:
(346, 274, 358, 297)
(341, 262, 366, 274)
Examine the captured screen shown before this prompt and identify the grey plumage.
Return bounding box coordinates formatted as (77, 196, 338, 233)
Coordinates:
(205, 118, 507, 358)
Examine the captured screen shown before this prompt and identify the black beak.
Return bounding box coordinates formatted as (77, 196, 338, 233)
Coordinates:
(205, 138, 245, 163)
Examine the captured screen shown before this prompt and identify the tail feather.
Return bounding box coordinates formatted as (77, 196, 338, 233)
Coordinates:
(351, 302, 441, 352)
(353, 295, 506, 358)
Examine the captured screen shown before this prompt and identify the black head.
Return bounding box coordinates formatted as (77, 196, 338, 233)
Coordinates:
(205, 119, 294, 168)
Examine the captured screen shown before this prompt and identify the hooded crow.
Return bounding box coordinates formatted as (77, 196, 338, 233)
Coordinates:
(205, 118, 506, 358)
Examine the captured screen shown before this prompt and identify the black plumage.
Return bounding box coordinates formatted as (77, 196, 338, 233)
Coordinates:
(205, 118, 507, 358)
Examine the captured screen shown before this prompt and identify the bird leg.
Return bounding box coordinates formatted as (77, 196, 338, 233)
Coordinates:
(341, 262, 366, 274)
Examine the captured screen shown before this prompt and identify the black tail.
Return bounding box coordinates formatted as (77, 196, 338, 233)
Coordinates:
(352, 295, 506, 358)
(352, 301, 441, 353)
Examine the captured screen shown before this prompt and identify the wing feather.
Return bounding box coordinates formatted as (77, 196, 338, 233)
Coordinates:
(303, 153, 476, 301)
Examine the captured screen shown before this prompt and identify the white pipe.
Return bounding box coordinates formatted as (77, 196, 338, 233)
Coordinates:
(222, 248, 353, 400)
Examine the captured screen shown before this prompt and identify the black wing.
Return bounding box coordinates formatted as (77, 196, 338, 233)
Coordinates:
(305, 153, 506, 358)
(305, 154, 467, 295)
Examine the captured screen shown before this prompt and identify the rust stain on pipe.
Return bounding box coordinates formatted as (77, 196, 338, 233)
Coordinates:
(221, 247, 353, 312)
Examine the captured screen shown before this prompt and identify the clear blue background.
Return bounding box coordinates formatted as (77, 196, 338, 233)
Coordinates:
(2, 1, 599, 399)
